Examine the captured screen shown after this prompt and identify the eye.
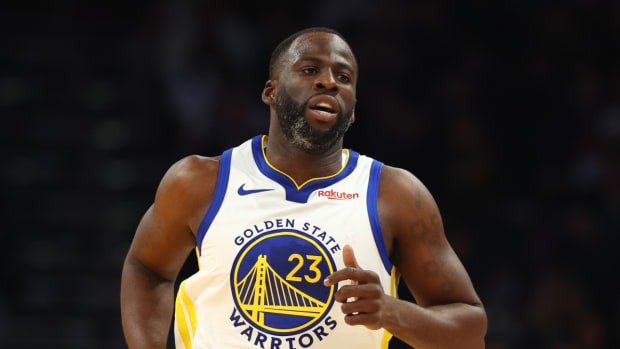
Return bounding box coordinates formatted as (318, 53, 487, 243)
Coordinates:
(338, 73, 351, 84)
(301, 67, 318, 75)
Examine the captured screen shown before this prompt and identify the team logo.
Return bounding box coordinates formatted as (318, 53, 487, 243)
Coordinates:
(230, 230, 337, 335)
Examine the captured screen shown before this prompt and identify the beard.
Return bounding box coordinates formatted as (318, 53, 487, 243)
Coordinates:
(275, 89, 354, 154)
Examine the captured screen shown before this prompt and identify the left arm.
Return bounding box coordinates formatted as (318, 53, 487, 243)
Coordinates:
(325, 166, 487, 349)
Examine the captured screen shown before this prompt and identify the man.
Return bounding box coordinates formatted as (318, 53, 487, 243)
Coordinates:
(121, 27, 487, 349)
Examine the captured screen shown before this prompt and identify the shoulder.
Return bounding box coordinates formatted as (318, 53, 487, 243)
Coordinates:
(376, 165, 444, 264)
(378, 165, 433, 212)
(157, 155, 221, 197)
(162, 155, 221, 184)
(153, 155, 223, 231)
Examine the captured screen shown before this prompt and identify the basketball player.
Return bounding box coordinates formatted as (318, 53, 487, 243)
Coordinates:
(121, 27, 487, 349)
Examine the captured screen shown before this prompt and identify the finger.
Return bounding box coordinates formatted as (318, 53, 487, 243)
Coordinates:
(325, 267, 380, 286)
(334, 284, 384, 303)
(343, 244, 360, 269)
(344, 313, 381, 329)
(341, 298, 380, 315)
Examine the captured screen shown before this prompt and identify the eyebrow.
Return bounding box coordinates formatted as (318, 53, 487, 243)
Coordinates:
(298, 56, 355, 72)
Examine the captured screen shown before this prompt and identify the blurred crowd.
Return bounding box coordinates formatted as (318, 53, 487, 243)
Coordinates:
(1, 0, 619, 348)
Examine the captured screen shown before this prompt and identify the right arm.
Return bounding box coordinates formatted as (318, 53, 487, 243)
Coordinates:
(120, 155, 219, 348)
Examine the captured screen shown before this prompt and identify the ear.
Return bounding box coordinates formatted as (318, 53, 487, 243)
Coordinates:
(351, 109, 356, 124)
(261, 80, 277, 106)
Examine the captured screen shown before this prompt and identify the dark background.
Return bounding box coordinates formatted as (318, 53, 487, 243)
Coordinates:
(2, 0, 619, 348)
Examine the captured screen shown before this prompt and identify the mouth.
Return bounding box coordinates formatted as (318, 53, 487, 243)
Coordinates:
(307, 95, 339, 122)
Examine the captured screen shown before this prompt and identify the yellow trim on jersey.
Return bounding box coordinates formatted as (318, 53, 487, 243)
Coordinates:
(381, 266, 397, 349)
(390, 266, 397, 298)
(195, 247, 202, 270)
(175, 281, 197, 349)
(175, 283, 192, 349)
(260, 135, 350, 190)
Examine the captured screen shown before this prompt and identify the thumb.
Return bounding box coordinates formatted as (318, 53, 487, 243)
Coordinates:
(343, 244, 360, 269)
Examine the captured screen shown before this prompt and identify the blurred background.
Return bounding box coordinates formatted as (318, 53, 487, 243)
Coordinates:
(1, 0, 619, 348)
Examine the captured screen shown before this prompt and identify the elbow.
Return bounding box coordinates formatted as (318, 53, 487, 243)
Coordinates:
(425, 302, 488, 349)
(449, 302, 487, 349)
(470, 303, 488, 348)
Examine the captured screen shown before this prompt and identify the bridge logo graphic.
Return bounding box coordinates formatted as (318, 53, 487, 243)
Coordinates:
(230, 230, 337, 335)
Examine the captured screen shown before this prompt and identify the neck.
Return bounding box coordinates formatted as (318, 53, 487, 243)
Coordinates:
(264, 131, 344, 187)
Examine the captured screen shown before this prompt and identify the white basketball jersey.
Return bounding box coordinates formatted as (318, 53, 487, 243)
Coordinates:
(174, 135, 397, 349)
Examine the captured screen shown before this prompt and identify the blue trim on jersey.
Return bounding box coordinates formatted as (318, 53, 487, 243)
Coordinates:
(251, 135, 360, 204)
(196, 148, 233, 254)
(367, 160, 393, 274)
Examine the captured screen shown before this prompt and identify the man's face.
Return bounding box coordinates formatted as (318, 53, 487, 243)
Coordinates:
(273, 32, 358, 153)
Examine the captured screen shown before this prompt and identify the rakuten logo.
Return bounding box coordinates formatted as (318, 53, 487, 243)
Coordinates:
(317, 189, 359, 200)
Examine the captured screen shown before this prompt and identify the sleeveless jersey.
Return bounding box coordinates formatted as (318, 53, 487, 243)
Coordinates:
(174, 135, 397, 349)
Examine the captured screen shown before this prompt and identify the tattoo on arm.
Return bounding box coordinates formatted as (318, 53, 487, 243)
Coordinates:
(409, 214, 456, 293)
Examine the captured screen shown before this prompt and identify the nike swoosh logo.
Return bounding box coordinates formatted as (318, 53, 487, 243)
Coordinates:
(238, 183, 274, 196)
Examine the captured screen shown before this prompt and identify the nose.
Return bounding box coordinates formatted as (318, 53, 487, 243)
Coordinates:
(313, 69, 338, 93)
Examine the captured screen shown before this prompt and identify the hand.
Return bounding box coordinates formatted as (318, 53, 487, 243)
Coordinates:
(324, 245, 391, 330)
